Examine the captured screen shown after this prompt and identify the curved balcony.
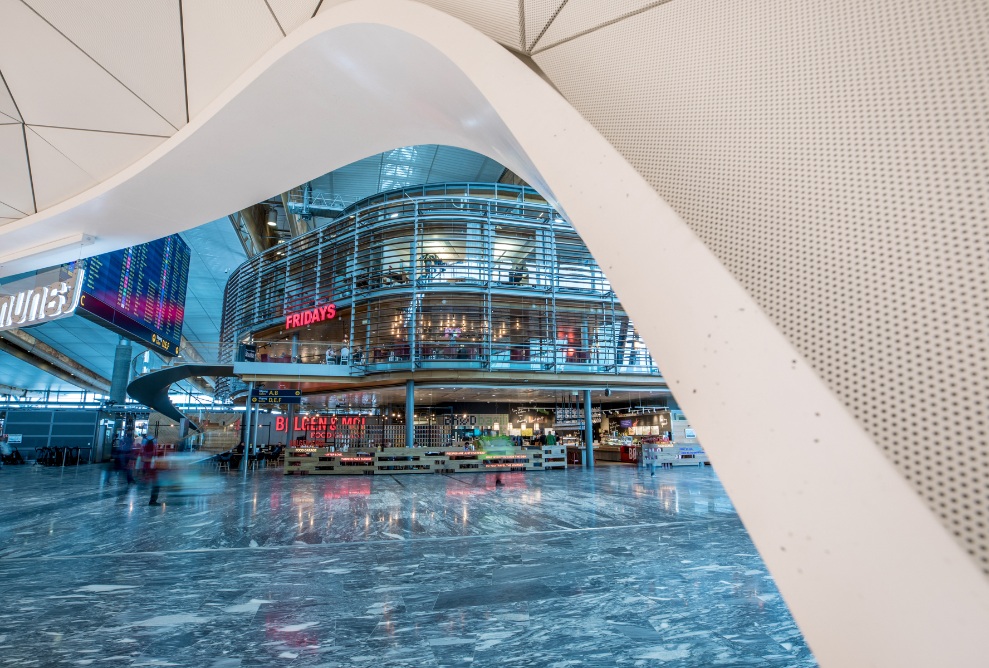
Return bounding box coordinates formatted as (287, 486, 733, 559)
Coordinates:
(219, 184, 661, 393)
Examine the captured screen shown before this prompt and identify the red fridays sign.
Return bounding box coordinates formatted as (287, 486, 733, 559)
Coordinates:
(286, 303, 336, 330)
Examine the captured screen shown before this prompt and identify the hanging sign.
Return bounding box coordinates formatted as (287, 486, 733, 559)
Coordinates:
(0, 268, 85, 331)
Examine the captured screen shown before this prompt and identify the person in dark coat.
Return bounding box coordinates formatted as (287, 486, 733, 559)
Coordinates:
(115, 431, 136, 484)
(141, 437, 161, 505)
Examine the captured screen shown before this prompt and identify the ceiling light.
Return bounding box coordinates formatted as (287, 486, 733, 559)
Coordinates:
(267, 208, 278, 227)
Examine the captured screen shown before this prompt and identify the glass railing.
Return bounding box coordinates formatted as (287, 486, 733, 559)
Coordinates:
(232, 338, 659, 376)
(131, 341, 234, 377)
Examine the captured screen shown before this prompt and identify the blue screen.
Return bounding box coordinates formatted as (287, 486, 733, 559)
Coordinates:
(71, 235, 190, 357)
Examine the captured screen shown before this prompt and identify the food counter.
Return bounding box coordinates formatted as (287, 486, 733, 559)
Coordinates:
(284, 444, 566, 475)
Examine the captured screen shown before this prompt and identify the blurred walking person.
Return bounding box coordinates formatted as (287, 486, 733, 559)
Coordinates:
(114, 429, 137, 484)
(141, 437, 161, 505)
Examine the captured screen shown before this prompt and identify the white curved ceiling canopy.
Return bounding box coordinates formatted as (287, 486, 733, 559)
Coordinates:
(1, 1, 988, 666)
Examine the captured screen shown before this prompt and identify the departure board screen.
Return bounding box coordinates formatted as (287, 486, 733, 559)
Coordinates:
(72, 235, 190, 357)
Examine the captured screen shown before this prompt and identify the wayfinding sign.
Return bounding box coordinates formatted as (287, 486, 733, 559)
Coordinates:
(250, 389, 302, 404)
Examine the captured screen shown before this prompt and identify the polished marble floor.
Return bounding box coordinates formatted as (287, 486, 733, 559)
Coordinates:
(0, 463, 817, 667)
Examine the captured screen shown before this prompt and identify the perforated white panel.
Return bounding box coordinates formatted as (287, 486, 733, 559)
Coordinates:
(534, 0, 989, 575)
(182, 0, 284, 118)
(534, 0, 663, 52)
(24, 127, 96, 209)
(0, 77, 21, 122)
(24, 0, 187, 129)
(522, 0, 565, 51)
(418, 0, 522, 51)
(0, 124, 34, 216)
(0, 0, 175, 135)
(30, 126, 165, 183)
(266, 0, 322, 34)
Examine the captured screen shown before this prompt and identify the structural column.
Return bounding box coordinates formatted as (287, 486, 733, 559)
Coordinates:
(405, 379, 414, 448)
(108, 338, 132, 462)
(286, 402, 296, 446)
(252, 404, 261, 456)
(242, 381, 254, 472)
(584, 389, 594, 469)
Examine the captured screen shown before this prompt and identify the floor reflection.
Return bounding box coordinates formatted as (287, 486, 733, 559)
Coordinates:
(0, 464, 816, 666)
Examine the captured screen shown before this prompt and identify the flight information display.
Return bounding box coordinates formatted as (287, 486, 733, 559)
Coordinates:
(72, 235, 191, 357)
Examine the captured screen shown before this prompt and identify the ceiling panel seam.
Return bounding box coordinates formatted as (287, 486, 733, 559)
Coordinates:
(0, 198, 28, 217)
(19, 124, 36, 213)
(310, 0, 325, 18)
(25, 123, 170, 139)
(263, 0, 287, 36)
(424, 146, 440, 182)
(26, 126, 95, 179)
(530, 0, 675, 56)
(0, 69, 24, 121)
(18, 0, 179, 132)
(527, 0, 569, 53)
(179, 0, 190, 124)
(518, 0, 526, 54)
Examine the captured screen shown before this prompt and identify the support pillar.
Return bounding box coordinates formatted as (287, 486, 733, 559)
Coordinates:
(242, 381, 254, 471)
(109, 338, 131, 458)
(252, 404, 261, 456)
(584, 389, 594, 469)
(405, 379, 414, 448)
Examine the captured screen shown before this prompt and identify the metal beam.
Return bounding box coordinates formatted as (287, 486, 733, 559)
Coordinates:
(228, 211, 262, 257)
(0, 338, 106, 393)
(0, 329, 110, 391)
(281, 192, 308, 237)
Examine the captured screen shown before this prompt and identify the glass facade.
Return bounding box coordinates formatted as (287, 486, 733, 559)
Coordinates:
(219, 183, 660, 384)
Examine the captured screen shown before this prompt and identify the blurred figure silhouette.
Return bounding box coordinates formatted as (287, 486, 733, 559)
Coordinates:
(114, 430, 136, 484)
(141, 436, 161, 505)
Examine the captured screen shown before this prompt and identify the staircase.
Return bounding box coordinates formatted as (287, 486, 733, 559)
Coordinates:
(150, 410, 241, 455)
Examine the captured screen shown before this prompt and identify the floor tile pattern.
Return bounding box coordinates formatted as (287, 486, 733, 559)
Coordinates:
(0, 464, 817, 666)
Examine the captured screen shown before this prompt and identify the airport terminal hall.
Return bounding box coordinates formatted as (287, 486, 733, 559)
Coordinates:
(1, 1, 987, 667)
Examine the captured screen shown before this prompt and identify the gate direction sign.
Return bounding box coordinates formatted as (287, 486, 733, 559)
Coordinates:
(251, 389, 302, 397)
(251, 396, 302, 404)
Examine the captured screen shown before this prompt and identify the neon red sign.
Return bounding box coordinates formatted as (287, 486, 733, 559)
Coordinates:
(285, 302, 335, 330)
(274, 415, 367, 439)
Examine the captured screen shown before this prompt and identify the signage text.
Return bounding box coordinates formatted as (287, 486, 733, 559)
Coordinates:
(286, 302, 335, 330)
(0, 269, 85, 331)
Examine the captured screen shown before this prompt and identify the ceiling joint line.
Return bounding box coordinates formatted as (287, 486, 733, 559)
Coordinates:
(263, 0, 287, 36)
(311, 0, 325, 19)
(179, 0, 190, 124)
(424, 146, 440, 183)
(16, 0, 180, 133)
(25, 124, 170, 139)
(528, 0, 570, 53)
(0, 68, 24, 122)
(0, 198, 28, 217)
(518, 0, 526, 52)
(26, 125, 97, 180)
(530, 0, 675, 56)
(20, 125, 37, 214)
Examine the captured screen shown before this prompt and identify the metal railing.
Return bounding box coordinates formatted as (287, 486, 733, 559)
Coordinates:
(215, 184, 664, 399)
